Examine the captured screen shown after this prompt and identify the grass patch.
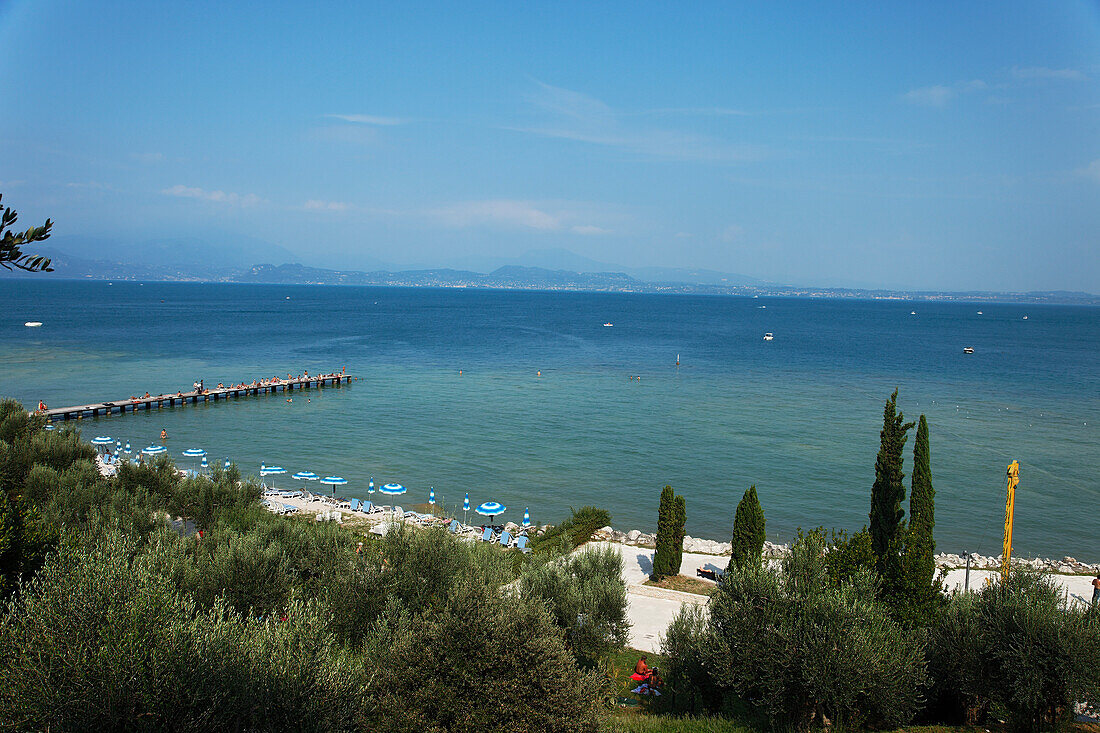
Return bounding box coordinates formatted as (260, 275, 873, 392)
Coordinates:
(643, 575, 716, 596)
(605, 647, 667, 701)
(600, 712, 754, 733)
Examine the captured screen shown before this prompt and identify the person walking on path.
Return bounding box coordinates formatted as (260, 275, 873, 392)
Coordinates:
(1092, 575, 1100, 606)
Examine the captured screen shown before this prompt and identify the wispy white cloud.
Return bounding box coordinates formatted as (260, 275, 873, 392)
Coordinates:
(434, 200, 562, 230)
(514, 81, 767, 162)
(630, 107, 751, 117)
(303, 199, 351, 212)
(430, 198, 615, 234)
(326, 114, 405, 125)
(901, 80, 987, 107)
(161, 184, 264, 207)
(130, 152, 164, 163)
(1078, 159, 1100, 183)
(571, 224, 609, 235)
(721, 224, 744, 242)
(1012, 66, 1087, 81)
(66, 181, 113, 190)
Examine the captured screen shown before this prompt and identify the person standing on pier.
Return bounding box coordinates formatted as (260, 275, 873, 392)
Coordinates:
(37, 400, 47, 412)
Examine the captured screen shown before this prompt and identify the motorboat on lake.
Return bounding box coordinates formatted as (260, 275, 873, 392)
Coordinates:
(764, 332, 774, 341)
(963, 346, 974, 354)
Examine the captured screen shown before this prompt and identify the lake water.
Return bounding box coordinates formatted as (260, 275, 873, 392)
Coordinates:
(2, 280, 1097, 561)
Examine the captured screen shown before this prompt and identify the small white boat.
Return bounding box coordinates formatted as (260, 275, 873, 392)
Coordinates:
(603, 322, 613, 327)
(910, 311, 916, 315)
(977, 311, 983, 315)
(963, 346, 974, 354)
(1023, 315, 1028, 320)
(763, 332, 774, 341)
(24, 321, 42, 327)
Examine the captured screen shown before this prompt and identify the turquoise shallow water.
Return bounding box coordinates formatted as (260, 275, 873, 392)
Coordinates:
(1, 280, 1097, 561)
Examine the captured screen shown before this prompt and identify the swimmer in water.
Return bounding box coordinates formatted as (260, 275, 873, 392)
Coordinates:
(160, 429, 167, 441)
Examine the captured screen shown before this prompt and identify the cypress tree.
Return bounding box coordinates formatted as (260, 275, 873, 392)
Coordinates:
(901, 414, 939, 623)
(868, 389, 914, 587)
(652, 485, 676, 579)
(728, 484, 766, 572)
(672, 494, 687, 575)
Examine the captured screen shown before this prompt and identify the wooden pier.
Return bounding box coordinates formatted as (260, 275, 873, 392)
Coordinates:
(42, 374, 353, 422)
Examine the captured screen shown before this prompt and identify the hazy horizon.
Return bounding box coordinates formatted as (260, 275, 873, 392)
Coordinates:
(1, 2, 1098, 292)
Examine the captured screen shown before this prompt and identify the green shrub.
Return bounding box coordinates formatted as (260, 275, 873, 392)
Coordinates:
(928, 571, 1100, 731)
(0, 528, 364, 732)
(363, 581, 606, 733)
(530, 506, 612, 555)
(695, 532, 926, 730)
(659, 605, 722, 715)
(522, 545, 630, 667)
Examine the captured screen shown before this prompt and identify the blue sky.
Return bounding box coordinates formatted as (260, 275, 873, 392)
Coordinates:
(1, 1, 1098, 291)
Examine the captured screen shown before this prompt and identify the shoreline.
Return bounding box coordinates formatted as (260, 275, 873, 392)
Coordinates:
(589, 526, 1100, 576)
(95, 455, 1100, 576)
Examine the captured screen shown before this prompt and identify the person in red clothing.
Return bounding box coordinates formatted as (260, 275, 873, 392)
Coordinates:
(630, 655, 661, 693)
(37, 400, 47, 412)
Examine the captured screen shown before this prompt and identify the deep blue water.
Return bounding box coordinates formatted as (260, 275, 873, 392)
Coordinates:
(2, 280, 1097, 561)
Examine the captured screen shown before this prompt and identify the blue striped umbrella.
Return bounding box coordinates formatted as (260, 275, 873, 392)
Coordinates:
(476, 501, 506, 522)
(182, 448, 206, 470)
(116, 440, 122, 452)
(463, 492, 470, 524)
(292, 471, 319, 482)
(200, 455, 208, 470)
(91, 436, 113, 452)
(379, 483, 406, 496)
(223, 458, 231, 469)
(124, 442, 132, 454)
(142, 445, 167, 456)
(368, 476, 375, 495)
(429, 486, 435, 504)
(260, 465, 286, 489)
(523, 507, 531, 527)
(321, 476, 347, 496)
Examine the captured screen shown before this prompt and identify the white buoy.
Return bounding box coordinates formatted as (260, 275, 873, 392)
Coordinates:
(24, 321, 42, 327)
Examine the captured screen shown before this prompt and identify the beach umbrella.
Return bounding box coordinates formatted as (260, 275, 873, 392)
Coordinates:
(368, 476, 375, 495)
(260, 465, 286, 489)
(182, 448, 206, 470)
(321, 475, 347, 496)
(475, 501, 506, 524)
(223, 458, 231, 469)
(200, 455, 208, 472)
(463, 492, 470, 525)
(292, 471, 319, 481)
(142, 445, 167, 456)
(429, 486, 435, 505)
(379, 483, 406, 496)
(124, 442, 132, 454)
(91, 436, 113, 453)
(523, 508, 531, 527)
(116, 440, 122, 452)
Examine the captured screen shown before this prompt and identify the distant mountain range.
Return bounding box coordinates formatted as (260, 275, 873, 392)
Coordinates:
(4, 238, 1097, 304)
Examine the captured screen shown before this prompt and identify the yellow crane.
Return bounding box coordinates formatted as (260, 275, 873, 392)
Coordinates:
(1001, 460, 1020, 581)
